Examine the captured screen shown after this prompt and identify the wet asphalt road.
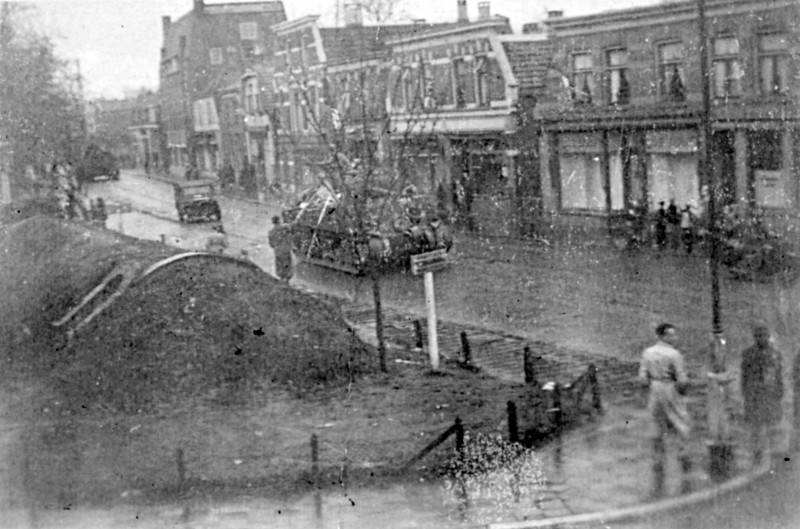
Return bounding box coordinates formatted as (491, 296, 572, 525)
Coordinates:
(75, 170, 800, 529)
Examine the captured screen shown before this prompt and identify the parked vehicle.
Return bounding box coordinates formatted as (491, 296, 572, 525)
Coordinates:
(281, 184, 453, 275)
(76, 144, 120, 183)
(173, 180, 222, 223)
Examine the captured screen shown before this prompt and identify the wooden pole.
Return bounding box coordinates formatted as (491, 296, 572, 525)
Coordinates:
(460, 331, 472, 366)
(524, 346, 536, 384)
(424, 270, 439, 370)
(507, 400, 519, 444)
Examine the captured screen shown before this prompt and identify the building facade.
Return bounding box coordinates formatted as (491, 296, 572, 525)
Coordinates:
(387, 12, 550, 236)
(537, 0, 800, 237)
(158, 0, 285, 178)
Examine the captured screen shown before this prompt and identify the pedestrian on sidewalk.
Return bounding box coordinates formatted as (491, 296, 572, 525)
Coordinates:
(638, 323, 692, 496)
(655, 201, 668, 250)
(741, 325, 784, 466)
(667, 198, 680, 249)
(680, 205, 694, 254)
(269, 215, 294, 283)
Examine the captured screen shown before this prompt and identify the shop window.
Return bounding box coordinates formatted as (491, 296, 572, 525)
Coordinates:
(606, 49, 629, 105)
(657, 42, 685, 102)
(571, 53, 594, 104)
(712, 36, 743, 99)
(209, 47, 223, 65)
(758, 33, 789, 96)
(559, 134, 604, 210)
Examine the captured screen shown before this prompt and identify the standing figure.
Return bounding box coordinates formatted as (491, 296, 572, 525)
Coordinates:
(269, 215, 294, 283)
(655, 201, 668, 249)
(639, 323, 692, 496)
(741, 325, 784, 466)
(680, 205, 694, 254)
(205, 223, 228, 254)
(667, 199, 680, 249)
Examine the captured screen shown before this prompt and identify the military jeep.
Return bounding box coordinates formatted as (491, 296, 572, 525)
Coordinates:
(173, 180, 222, 223)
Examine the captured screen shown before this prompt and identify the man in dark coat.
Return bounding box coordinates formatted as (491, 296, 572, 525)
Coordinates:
(655, 201, 667, 249)
(269, 215, 293, 282)
(741, 325, 784, 466)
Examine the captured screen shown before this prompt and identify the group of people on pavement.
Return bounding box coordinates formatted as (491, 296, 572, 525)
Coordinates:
(639, 322, 792, 496)
(654, 198, 697, 254)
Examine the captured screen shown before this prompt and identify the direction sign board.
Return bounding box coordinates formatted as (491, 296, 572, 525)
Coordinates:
(410, 249, 448, 276)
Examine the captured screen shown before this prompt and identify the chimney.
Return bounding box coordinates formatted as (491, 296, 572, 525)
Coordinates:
(344, 2, 363, 26)
(193, 0, 204, 13)
(477, 1, 490, 20)
(547, 10, 564, 18)
(457, 0, 468, 23)
(162, 16, 171, 37)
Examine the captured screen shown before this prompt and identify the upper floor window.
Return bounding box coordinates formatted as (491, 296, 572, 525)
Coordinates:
(432, 62, 454, 107)
(657, 42, 685, 102)
(209, 47, 223, 65)
(606, 49, 629, 105)
(712, 36, 743, 99)
(758, 33, 789, 96)
(239, 22, 257, 41)
(453, 58, 476, 108)
(571, 53, 594, 104)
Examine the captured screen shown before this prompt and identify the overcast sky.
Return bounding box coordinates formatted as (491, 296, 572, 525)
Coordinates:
(25, 0, 663, 99)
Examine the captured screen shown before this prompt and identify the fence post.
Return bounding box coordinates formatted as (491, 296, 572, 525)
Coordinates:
(455, 417, 464, 456)
(551, 384, 563, 429)
(413, 319, 424, 350)
(460, 331, 472, 366)
(311, 434, 319, 487)
(507, 401, 519, 444)
(588, 363, 602, 413)
(524, 346, 536, 385)
(176, 447, 186, 489)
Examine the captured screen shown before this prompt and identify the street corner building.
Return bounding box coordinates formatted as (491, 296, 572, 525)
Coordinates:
(536, 0, 800, 242)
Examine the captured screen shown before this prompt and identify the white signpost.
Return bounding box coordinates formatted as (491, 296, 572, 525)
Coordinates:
(410, 249, 449, 371)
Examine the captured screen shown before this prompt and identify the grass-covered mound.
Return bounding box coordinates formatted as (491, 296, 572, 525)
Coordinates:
(0, 216, 372, 412)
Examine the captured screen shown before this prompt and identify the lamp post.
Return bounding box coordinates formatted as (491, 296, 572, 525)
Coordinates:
(698, 0, 734, 482)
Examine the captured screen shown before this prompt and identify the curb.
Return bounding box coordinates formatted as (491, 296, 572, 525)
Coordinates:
(488, 461, 772, 529)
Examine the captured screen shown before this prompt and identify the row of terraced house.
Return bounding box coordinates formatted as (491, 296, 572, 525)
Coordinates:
(108, 0, 799, 239)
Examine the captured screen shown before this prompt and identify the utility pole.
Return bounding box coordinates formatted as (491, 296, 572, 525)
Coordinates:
(698, 0, 734, 482)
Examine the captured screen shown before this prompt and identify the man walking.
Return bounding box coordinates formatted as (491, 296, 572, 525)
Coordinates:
(741, 325, 784, 466)
(269, 215, 294, 283)
(639, 323, 692, 496)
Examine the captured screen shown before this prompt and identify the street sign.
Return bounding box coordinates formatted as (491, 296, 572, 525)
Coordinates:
(410, 249, 448, 276)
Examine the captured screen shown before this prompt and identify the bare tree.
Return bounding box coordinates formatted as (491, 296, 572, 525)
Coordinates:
(277, 51, 452, 371)
(360, 0, 408, 24)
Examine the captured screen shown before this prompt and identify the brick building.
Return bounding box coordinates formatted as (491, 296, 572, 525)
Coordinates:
(386, 3, 550, 236)
(158, 0, 286, 178)
(86, 97, 141, 168)
(536, 0, 800, 238)
(268, 5, 449, 194)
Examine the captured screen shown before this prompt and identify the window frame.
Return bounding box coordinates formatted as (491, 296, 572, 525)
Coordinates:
(605, 48, 629, 105)
(239, 22, 258, 41)
(656, 40, 686, 102)
(711, 34, 743, 99)
(209, 47, 223, 65)
(571, 52, 595, 104)
(757, 32, 790, 97)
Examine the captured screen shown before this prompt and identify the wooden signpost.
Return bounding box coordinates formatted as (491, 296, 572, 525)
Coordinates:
(410, 249, 449, 371)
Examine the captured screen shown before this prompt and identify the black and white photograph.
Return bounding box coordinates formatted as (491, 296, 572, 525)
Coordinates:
(1, 0, 800, 527)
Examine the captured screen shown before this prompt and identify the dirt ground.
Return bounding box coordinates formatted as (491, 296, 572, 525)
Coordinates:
(0, 216, 559, 510)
